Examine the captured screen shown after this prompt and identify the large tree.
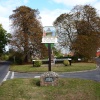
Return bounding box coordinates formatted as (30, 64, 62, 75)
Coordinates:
(53, 13, 75, 51)
(0, 24, 9, 56)
(54, 5, 100, 59)
(71, 5, 100, 59)
(9, 6, 47, 62)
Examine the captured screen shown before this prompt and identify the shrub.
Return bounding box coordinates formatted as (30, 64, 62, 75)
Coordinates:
(8, 56, 23, 65)
(15, 56, 23, 64)
(1, 55, 9, 60)
(33, 60, 42, 67)
(63, 60, 69, 66)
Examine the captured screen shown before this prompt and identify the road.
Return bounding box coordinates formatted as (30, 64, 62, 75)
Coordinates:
(0, 61, 10, 84)
(13, 67, 100, 82)
(0, 58, 100, 84)
(60, 68, 100, 82)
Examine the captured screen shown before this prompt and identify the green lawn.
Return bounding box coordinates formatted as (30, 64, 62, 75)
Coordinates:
(10, 63, 97, 73)
(0, 78, 100, 100)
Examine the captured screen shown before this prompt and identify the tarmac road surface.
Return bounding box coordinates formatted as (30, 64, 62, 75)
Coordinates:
(0, 61, 10, 84)
(0, 58, 100, 84)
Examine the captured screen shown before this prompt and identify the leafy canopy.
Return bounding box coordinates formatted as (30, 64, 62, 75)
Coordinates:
(54, 5, 100, 59)
(9, 6, 47, 62)
(0, 24, 9, 55)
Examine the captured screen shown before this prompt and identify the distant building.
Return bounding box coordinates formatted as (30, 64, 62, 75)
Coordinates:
(68, 52, 74, 56)
(63, 52, 74, 57)
(96, 49, 100, 57)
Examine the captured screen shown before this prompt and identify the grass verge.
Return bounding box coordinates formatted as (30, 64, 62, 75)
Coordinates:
(0, 78, 100, 100)
(10, 63, 97, 73)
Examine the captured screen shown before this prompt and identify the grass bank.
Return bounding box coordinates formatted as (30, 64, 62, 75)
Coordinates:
(0, 78, 100, 100)
(10, 63, 97, 73)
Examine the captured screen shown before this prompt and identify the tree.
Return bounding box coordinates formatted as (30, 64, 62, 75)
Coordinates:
(9, 6, 47, 62)
(71, 5, 100, 59)
(53, 13, 75, 51)
(52, 46, 63, 58)
(54, 4, 100, 59)
(0, 24, 9, 57)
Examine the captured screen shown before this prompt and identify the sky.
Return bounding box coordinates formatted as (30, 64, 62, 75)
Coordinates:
(0, 0, 100, 33)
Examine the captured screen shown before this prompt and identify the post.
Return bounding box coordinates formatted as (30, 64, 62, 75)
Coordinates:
(68, 58, 72, 66)
(48, 43, 51, 71)
(14, 56, 15, 63)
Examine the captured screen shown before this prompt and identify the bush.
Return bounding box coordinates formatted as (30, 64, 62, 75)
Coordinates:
(33, 60, 42, 67)
(1, 55, 9, 60)
(63, 60, 69, 66)
(15, 56, 23, 64)
(8, 56, 23, 65)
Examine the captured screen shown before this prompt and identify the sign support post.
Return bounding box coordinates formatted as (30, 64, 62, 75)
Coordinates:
(42, 26, 57, 72)
(40, 26, 59, 87)
(48, 43, 51, 71)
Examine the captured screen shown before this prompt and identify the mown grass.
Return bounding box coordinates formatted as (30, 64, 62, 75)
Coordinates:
(10, 63, 97, 73)
(0, 78, 100, 100)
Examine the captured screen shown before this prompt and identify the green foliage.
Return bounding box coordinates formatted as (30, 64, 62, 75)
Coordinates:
(33, 60, 42, 67)
(1, 54, 9, 60)
(14, 56, 23, 65)
(63, 60, 69, 66)
(0, 24, 9, 55)
(8, 49, 24, 65)
(9, 56, 23, 65)
(52, 47, 63, 58)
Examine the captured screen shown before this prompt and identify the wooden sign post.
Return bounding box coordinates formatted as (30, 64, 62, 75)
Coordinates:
(42, 26, 57, 71)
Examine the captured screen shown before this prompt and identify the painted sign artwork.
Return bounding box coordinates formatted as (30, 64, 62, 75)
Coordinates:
(42, 26, 57, 43)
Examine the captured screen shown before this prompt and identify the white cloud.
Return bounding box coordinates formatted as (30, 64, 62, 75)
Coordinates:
(0, 17, 10, 32)
(53, 0, 97, 6)
(94, 2, 100, 11)
(0, 0, 29, 32)
(23, 0, 29, 3)
(0, 0, 100, 33)
(40, 9, 69, 26)
(0, 6, 9, 17)
(41, 0, 100, 26)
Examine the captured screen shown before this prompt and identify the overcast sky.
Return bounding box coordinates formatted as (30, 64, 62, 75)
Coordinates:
(0, 0, 100, 33)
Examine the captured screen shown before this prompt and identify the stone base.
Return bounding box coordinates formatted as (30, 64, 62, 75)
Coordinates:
(40, 71, 59, 86)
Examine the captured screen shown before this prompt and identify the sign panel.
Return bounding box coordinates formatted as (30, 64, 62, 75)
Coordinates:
(45, 77, 54, 82)
(42, 26, 57, 43)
